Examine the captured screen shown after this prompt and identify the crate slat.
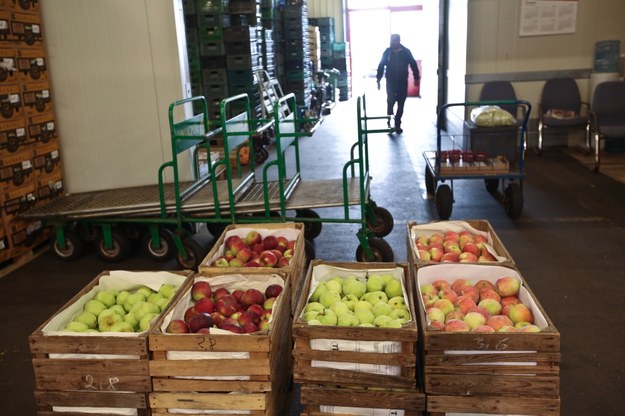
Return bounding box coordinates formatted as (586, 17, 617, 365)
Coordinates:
(150, 391, 267, 410)
(426, 393, 561, 416)
(149, 357, 271, 377)
(153, 378, 272, 393)
(34, 390, 148, 408)
(149, 332, 271, 352)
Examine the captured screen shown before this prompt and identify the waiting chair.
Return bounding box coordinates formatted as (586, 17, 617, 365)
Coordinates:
(537, 78, 590, 154)
(478, 80, 527, 151)
(588, 80, 625, 172)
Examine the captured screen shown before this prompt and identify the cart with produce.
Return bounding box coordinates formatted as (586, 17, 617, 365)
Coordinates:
(424, 100, 531, 220)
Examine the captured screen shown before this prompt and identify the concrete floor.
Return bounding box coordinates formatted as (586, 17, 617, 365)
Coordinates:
(2, 92, 625, 415)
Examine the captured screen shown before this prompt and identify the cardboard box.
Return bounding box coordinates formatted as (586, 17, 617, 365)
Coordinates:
(0, 83, 23, 121)
(406, 220, 514, 267)
(26, 111, 56, 143)
(414, 263, 560, 414)
(0, 116, 29, 154)
(0, 147, 33, 190)
(8, 10, 43, 47)
(199, 223, 307, 311)
(20, 80, 52, 116)
(34, 166, 63, 204)
(15, 45, 47, 83)
(29, 270, 193, 416)
(32, 140, 60, 175)
(3, 216, 43, 249)
(149, 272, 292, 415)
(0, 0, 40, 13)
(0, 45, 19, 85)
(292, 260, 419, 390)
(1, 177, 36, 221)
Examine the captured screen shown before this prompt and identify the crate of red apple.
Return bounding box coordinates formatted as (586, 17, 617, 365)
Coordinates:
(199, 223, 307, 310)
(28, 270, 193, 416)
(148, 272, 293, 415)
(407, 220, 514, 266)
(415, 263, 560, 414)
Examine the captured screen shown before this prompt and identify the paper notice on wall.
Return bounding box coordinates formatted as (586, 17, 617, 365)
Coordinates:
(520, 0, 578, 37)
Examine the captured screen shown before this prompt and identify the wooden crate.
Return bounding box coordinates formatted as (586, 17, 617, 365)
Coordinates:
(406, 220, 515, 267)
(28, 270, 193, 416)
(413, 264, 560, 399)
(148, 272, 293, 415)
(301, 384, 426, 416)
(199, 222, 307, 312)
(292, 260, 419, 390)
(426, 393, 560, 416)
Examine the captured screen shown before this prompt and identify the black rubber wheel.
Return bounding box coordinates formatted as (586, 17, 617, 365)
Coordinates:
(95, 230, 131, 262)
(304, 239, 315, 267)
(366, 206, 394, 238)
(504, 182, 524, 219)
(485, 178, 499, 193)
(176, 237, 205, 270)
(425, 166, 435, 195)
(142, 228, 175, 262)
(77, 222, 98, 243)
(51, 231, 84, 261)
(356, 237, 395, 262)
(7, 137, 19, 153)
(1, 102, 13, 118)
(435, 184, 453, 220)
(295, 209, 322, 240)
(206, 222, 227, 239)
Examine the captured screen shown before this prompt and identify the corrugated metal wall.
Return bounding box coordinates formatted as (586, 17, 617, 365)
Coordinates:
(308, 0, 345, 42)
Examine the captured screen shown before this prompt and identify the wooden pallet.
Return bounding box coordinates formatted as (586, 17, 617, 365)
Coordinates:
(0, 231, 49, 279)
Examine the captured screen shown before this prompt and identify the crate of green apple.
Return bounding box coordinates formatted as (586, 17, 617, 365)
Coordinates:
(28, 270, 192, 415)
(292, 261, 419, 390)
(407, 220, 514, 265)
(416, 263, 560, 399)
(199, 223, 307, 311)
(148, 272, 293, 415)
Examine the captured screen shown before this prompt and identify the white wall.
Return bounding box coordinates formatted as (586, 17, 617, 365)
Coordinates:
(40, 0, 192, 193)
(308, 0, 345, 42)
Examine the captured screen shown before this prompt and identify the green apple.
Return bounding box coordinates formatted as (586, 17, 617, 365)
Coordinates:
(387, 296, 406, 309)
(303, 310, 321, 322)
(380, 318, 403, 328)
(358, 323, 375, 327)
(135, 285, 154, 299)
(131, 301, 160, 321)
(366, 274, 386, 292)
(337, 313, 359, 327)
(384, 279, 403, 299)
(324, 277, 343, 295)
(158, 284, 177, 299)
(372, 302, 393, 318)
(74, 311, 97, 329)
(139, 312, 159, 332)
(98, 309, 123, 331)
(64, 321, 90, 332)
(363, 291, 388, 306)
(341, 294, 359, 311)
(116, 290, 130, 306)
(124, 312, 139, 330)
(309, 282, 328, 302)
(318, 309, 338, 326)
(354, 309, 375, 325)
(108, 321, 135, 332)
(95, 290, 117, 308)
(304, 302, 325, 313)
(108, 304, 126, 317)
(307, 319, 323, 325)
(123, 292, 146, 312)
(382, 274, 395, 284)
(147, 292, 165, 305)
(389, 308, 411, 323)
(342, 277, 367, 298)
(373, 315, 392, 327)
(354, 300, 374, 313)
(319, 290, 342, 308)
(330, 301, 351, 316)
(155, 297, 170, 311)
(84, 299, 107, 316)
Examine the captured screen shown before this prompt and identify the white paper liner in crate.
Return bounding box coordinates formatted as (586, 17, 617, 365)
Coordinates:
(204, 227, 301, 266)
(410, 220, 507, 262)
(304, 264, 411, 376)
(320, 406, 405, 416)
(417, 264, 548, 367)
(160, 273, 285, 382)
(50, 406, 137, 415)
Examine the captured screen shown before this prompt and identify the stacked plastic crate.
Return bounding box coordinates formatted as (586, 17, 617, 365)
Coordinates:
(260, 0, 276, 78)
(0, 0, 61, 269)
(282, 0, 312, 108)
(332, 41, 351, 101)
(309, 17, 334, 70)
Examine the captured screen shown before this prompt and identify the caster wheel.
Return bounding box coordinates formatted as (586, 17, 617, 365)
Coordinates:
(176, 237, 206, 270)
(366, 206, 394, 238)
(504, 182, 523, 219)
(95, 230, 131, 262)
(485, 178, 499, 193)
(142, 228, 175, 261)
(296, 209, 322, 240)
(356, 238, 394, 262)
(51, 231, 84, 261)
(435, 184, 453, 220)
(304, 239, 315, 267)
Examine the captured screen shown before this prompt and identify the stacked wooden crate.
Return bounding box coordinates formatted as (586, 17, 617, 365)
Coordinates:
(406, 220, 561, 416)
(292, 260, 426, 415)
(0, 0, 61, 270)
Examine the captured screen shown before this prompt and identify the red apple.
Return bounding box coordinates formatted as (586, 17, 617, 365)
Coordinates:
(211, 311, 226, 326)
(479, 288, 501, 303)
(230, 240, 247, 256)
(474, 279, 495, 292)
(461, 242, 481, 256)
(441, 252, 460, 262)
(213, 287, 230, 301)
(194, 297, 215, 314)
(216, 295, 239, 317)
(188, 312, 214, 333)
(246, 304, 264, 316)
(191, 281, 212, 301)
(275, 236, 289, 253)
(259, 250, 278, 267)
(245, 260, 263, 267)
(229, 257, 245, 267)
(166, 319, 190, 333)
(260, 309, 272, 321)
(496, 276, 521, 297)
(263, 297, 277, 310)
(287, 240, 296, 250)
(278, 256, 291, 268)
(251, 243, 265, 254)
(236, 247, 254, 262)
(264, 284, 283, 299)
(221, 322, 244, 334)
(258, 319, 270, 331)
(196, 327, 211, 334)
(232, 289, 245, 302)
(451, 279, 473, 295)
(478, 251, 497, 262)
(460, 286, 479, 303)
(458, 252, 478, 262)
(439, 288, 458, 303)
(282, 248, 294, 258)
(224, 235, 242, 250)
(444, 319, 470, 332)
(238, 310, 260, 326)
(262, 235, 278, 250)
(244, 230, 262, 247)
(432, 280, 452, 292)
(486, 315, 513, 331)
(184, 306, 198, 323)
(270, 249, 283, 260)
(240, 288, 265, 307)
(501, 296, 521, 307)
(242, 322, 259, 333)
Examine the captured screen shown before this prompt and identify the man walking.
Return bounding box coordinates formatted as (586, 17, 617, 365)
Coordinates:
(376, 34, 420, 134)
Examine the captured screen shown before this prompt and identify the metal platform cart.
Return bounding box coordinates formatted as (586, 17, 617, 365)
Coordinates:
(424, 100, 532, 220)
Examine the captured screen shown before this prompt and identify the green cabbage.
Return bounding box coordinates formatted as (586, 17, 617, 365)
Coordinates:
(470, 106, 516, 127)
